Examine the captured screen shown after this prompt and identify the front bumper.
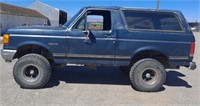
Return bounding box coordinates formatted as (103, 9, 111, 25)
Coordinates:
(189, 62, 197, 70)
(1, 49, 17, 62)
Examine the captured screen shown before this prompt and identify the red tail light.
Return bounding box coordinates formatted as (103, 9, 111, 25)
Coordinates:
(190, 42, 195, 57)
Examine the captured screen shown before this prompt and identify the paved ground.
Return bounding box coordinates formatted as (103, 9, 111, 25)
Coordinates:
(0, 33, 199, 106)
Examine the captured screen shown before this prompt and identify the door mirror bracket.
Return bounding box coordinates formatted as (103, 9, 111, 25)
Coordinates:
(83, 30, 90, 43)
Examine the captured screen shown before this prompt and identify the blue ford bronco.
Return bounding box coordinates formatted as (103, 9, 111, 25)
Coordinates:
(1, 7, 196, 92)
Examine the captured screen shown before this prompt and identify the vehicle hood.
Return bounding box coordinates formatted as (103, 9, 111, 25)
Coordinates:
(6, 26, 67, 35)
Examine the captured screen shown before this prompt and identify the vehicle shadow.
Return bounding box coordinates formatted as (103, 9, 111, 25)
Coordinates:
(165, 70, 192, 88)
(46, 66, 130, 88)
(46, 67, 192, 90)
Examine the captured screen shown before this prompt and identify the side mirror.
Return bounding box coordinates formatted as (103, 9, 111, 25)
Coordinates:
(83, 30, 90, 44)
(83, 30, 96, 44)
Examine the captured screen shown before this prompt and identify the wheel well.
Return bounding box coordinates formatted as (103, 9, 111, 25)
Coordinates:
(14, 45, 54, 65)
(130, 50, 169, 68)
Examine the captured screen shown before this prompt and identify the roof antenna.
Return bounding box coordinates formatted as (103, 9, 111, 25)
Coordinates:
(157, 0, 160, 9)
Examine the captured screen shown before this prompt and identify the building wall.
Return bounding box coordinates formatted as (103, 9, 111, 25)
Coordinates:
(0, 14, 47, 36)
(28, 1, 60, 26)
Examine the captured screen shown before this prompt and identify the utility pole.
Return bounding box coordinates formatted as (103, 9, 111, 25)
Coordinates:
(157, 0, 160, 9)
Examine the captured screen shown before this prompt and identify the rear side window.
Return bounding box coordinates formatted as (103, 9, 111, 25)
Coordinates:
(159, 17, 182, 31)
(123, 10, 182, 31)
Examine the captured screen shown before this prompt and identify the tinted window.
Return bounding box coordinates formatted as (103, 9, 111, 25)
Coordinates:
(123, 10, 182, 31)
(123, 12, 155, 30)
(159, 17, 182, 31)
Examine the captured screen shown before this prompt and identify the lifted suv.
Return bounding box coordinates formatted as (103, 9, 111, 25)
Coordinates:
(1, 7, 196, 92)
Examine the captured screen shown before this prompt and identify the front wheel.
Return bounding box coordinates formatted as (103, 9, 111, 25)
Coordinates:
(13, 54, 52, 89)
(129, 58, 166, 92)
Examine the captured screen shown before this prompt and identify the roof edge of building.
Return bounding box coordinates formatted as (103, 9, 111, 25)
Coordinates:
(0, 11, 47, 19)
(0, 2, 48, 19)
(30, 1, 59, 11)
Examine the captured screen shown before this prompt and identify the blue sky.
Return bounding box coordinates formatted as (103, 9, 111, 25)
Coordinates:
(1, 0, 200, 22)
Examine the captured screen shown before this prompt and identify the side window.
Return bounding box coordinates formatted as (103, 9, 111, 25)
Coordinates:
(87, 15, 103, 30)
(73, 17, 85, 30)
(77, 18, 85, 30)
(73, 10, 111, 31)
(123, 10, 182, 31)
(159, 16, 182, 31)
(123, 11, 155, 30)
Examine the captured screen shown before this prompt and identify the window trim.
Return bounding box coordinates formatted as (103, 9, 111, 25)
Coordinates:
(68, 8, 87, 29)
(72, 16, 86, 30)
(120, 9, 185, 33)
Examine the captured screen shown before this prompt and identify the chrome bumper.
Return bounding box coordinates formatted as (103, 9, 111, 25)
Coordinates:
(1, 49, 17, 62)
(189, 62, 197, 70)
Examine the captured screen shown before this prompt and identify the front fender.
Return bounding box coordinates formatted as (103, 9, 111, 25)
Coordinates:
(16, 41, 51, 51)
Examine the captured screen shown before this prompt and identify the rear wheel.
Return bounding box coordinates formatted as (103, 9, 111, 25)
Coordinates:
(13, 54, 52, 89)
(129, 58, 166, 92)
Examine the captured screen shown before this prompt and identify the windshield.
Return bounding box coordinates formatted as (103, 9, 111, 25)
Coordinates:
(64, 8, 85, 27)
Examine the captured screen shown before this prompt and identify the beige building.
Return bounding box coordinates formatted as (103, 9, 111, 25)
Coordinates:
(0, 2, 48, 36)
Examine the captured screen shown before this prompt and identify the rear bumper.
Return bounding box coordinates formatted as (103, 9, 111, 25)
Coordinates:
(189, 62, 196, 70)
(169, 60, 196, 70)
(1, 49, 16, 62)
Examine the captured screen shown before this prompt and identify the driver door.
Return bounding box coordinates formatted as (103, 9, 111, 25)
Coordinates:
(66, 10, 116, 65)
